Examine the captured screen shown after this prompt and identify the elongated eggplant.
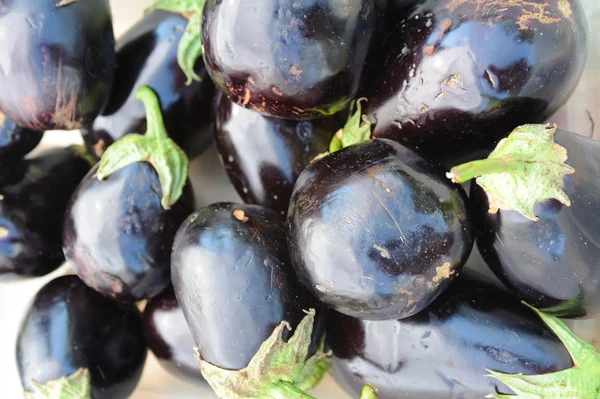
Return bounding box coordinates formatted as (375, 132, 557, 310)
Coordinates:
(367, 0, 588, 160)
(0, 0, 115, 131)
(17, 275, 147, 399)
(328, 270, 574, 399)
(467, 129, 600, 318)
(143, 287, 204, 382)
(63, 86, 194, 301)
(201, 0, 380, 120)
(172, 203, 325, 371)
(214, 93, 338, 215)
(85, 11, 215, 160)
(0, 147, 91, 278)
(287, 138, 473, 321)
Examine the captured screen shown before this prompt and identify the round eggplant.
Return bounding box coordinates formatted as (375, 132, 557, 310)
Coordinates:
(367, 0, 588, 160)
(0, 147, 91, 278)
(0, 0, 116, 131)
(471, 130, 600, 318)
(201, 0, 380, 120)
(328, 270, 574, 399)
(287, 138, 473, 320)
(171, 203, 324, 371)
(63, 163, 194, 302)
(16, 275, 147, 399)
(215, 93, 339, 215)
(143, 287, 204, 382)
(85, 11, 215, 160)
(0, 112, 43, 163)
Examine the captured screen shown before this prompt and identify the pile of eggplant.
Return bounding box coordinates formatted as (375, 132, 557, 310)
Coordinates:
(0, 0, 598, 398)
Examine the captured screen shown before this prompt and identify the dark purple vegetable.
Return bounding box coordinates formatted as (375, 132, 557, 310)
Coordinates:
(368, 0, 588, 161)
(16, 275, 147, 399)
(214, 93, 339, 215)
(171, 203, 325, 371)
(143, 287, 204, 382)
(85, 11, 215, 160)
(201, 0, 381, 120)
(0, 147, 91, 278)
(328, 270, 573, 399)
(469, 129, 600, 318)
(0, 112, 43, 163)
(287, 138, 473, 321)
(0, 0, 115, 131)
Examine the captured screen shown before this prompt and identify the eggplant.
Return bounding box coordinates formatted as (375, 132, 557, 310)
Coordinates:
(85, 11, 215, 160)
(16, 275, 147, 399)
(0, 0, 115, 131)
(215, 93, 340, 215)
(63, 162, 194, 302)
(171, 203, 324, 371)
(201, 0, 380, 120)
(0, 147, 91, 278)
(287, 138, 473, 321)
(0, 112, 43, 163)
(327, 270, 574, 399)
(470, 129, 600, 318)
(367, 0, 588, 161)
(143, 287, 204, 382)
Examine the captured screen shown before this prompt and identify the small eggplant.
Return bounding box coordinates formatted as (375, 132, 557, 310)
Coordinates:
(85, 11, 215, 160)
(201, 0, 381, 119)
(0, 147, 91, 278)
(327, 270, 574, 399)
(143, 287, 204, 382)
(0, 0, 115, 131)
(449, 124, 600, 318)
(288, 137, 473, 321)
(214, 93, 339, 215)
(16, 275, 147, 399)
(64, 86, 194, 301)
(171, 203, 328, 397)
(367, 0, 588, 160)
(0, 112, 43, 163)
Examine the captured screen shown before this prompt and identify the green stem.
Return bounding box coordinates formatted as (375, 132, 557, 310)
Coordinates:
(135, 86, 167, 141)
(268, 382, 318, 399)
(447, 158, 527, 183)
(360, 384, 378, 399)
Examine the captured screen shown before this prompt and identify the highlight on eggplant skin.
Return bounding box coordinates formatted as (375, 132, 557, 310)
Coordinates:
(367, 0, 589, 161)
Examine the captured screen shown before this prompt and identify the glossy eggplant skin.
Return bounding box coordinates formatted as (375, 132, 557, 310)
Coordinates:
(201, 0, 380, 120)
(287, 139, 473, 321)
(368, 0, 588, 161)
(472, 130, 600, 319)
(172, 203, 325, 370)
(328, 270, 574, 399)
(0, 148, 91, 278)
(0, 112, 43, 163)
(85, 11, 215, 160)
(17, 275, 147, 399)
(0, 0, 115, 131)
(143, 287, 204, 382)
(215, 93, 339, 215)
(63, 163, 194, 302)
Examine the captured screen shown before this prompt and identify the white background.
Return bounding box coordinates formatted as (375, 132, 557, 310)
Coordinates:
(1, 1, 599, 398)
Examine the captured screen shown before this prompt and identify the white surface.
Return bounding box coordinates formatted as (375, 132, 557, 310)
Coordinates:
(1, 1, 599, 398)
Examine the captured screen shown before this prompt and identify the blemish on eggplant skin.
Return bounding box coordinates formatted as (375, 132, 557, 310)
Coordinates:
(432, 262, 453, 282)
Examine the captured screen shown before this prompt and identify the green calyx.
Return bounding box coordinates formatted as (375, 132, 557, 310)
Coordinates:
(360, 384, 379, 399)
(147, 0, 205, 85)
(447, 124, 575, 221)
(68, 145, 97, 167)
(25, 368, 91, 399)
(314, 98, 372, 161)
(486, 304, 600, 399)
(97, 86, 189, 210)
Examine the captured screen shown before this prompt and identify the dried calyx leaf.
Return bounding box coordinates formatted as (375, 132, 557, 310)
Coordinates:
(97, 86, 189, 210)
(486, 304, 600, 398)
(25, 368, 91, 399)
(447, 124, 575, 221)
(147, 0, 205, 85)
(314, 99, 372, 161)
